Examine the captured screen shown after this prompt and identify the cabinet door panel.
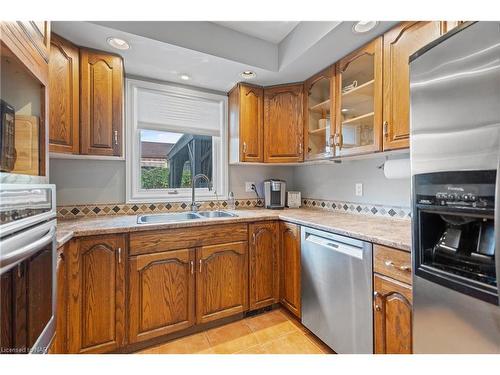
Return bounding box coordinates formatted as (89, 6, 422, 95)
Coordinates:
(374, 274, 412, 354)
(383, 21, 442, 150)
(196, 241, 248, 324)
(240, 84, 264, 162)
(249, 222, 279, 310)
(264, 84, 304, 163)
(49, 34, 79, 154)
(129, 249, 195, 343)
(279, 222, 301, 318)
(80, 49, 123, 156)
(67, 235, 126, 353)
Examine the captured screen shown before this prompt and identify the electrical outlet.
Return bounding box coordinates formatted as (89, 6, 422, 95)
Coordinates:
(355, 183, 363, 197)
(245, 182, 256, 193)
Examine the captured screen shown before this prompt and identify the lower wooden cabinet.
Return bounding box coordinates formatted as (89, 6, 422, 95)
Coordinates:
(66, 234, 126, 353)
(128, 249, 196, 344)
(196, 241, 249, 324)
(373, 274, 413, 354)
(279, 222, 301, 318)
(249, 222, 279, 310)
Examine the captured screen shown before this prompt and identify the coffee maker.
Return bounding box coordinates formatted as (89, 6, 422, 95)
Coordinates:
(263, 179, 286, 209)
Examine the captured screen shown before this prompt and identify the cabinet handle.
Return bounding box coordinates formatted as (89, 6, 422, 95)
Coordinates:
(399, 265, 411, 272)
(384, 260, 394, 267)
(298, 142, 302, 155)
(114, 130, 118, 145)
(252, 233, 256, 245)
(190, 260, 194, 275)
(199, 259, 202, 273)
(373, 291, 382, 312)
(242, 142, 247, 154)
(383, 121, 389, 137)
(118, 247, 122, 264)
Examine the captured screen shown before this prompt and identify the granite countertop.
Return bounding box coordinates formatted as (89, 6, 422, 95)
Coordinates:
(56, 208, 411, 251)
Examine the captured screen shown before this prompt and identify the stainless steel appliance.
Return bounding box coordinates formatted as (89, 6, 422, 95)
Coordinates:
(0, 184, 56, 354)
(263, 179, 286, 209)
(410, 21, 500, 353)
(301, 226, 373, 353)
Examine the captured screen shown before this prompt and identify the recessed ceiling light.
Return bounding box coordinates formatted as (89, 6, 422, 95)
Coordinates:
(180, 74, 191, 81)
(341, 108, 349, 113)
(106, 37, 130, 50)
(241, 71, 256, 80)
(352, 21, 379, 34)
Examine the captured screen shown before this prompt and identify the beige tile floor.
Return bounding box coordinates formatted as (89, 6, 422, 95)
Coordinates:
(138, 308, 334, 354)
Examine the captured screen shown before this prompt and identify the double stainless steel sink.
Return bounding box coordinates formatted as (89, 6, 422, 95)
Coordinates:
(137, 210, 237, 224)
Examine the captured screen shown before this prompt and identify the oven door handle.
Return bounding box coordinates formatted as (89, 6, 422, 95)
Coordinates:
(0, 226, 55, 271)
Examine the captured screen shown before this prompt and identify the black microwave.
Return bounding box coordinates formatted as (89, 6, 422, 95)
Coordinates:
(0, 99, 16, 173)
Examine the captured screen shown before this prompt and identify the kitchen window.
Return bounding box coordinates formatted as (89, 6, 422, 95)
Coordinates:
(126, 79, 228, 203)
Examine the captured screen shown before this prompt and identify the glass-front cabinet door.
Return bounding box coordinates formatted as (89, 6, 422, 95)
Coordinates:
(334, 37, 383, 156)
(304, 66, 334, 160)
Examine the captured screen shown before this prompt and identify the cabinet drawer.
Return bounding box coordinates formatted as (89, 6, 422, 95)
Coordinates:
(374, 244, 412, 284)
(129, 224, 248, 255)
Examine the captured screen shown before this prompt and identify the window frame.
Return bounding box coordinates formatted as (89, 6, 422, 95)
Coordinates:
(126, 78, 228, 203)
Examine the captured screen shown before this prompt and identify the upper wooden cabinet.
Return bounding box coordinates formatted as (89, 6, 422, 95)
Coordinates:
(279, 222, 301, 318)
(49, 34, 80, 154)
(229, 83, 264, 163)
(382, 21, 443, 151)
(304, 66, 335, 160)
(128, 249, 196, 344)
(335, 37, 383, 156)
(0, 21, 50, 84)
(196, 241, 249, 324)
(66, 234, 126, 354)
(374, 274, 413, 354)
(249, 222, 279, 310)
(80, 49, 123, 156)
(264, 84, 304, 163)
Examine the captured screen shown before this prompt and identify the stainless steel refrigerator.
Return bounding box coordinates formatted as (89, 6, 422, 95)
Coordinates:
(410, 21, 500, 353)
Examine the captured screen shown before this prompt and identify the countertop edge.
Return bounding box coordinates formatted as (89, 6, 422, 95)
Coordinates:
(56, 210, 411, 252)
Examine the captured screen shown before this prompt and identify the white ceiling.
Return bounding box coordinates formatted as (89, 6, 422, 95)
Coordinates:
(52, 21, 399, 92)
(212, 21, 300, 43)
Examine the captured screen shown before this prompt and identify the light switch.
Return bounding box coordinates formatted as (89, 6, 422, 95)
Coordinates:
(355, 183, 363, 197)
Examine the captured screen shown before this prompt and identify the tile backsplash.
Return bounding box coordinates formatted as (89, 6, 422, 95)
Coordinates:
(57, 197, 410, 220)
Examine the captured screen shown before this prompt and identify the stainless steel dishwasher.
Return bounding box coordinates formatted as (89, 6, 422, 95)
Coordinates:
(301, 226, 373, 354)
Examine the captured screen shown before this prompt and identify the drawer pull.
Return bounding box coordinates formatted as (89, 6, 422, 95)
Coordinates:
(385, 260, 411, 272)
(190, 260, 194, 275)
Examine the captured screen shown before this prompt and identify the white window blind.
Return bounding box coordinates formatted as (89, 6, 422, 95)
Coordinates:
(137, 88, 222, 136)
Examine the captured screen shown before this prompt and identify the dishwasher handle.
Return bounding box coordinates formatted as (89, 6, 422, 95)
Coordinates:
(304, 233, 364, 260)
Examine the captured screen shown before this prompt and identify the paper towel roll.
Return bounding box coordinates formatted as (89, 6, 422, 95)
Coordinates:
(383, 158, 410, 179)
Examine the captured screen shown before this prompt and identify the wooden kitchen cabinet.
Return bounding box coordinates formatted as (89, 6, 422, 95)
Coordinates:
(335, 37, 383, 156)
(229, 83, 264, 163)
(264, 84, 304, 163)
(129, 249, 196, 344)
(304, 66, 335, 160)
(67, 235, 126, 353)
(0, 21, 50, 84)
(49, 34, 80, 154)
(373, 274, 413, 354)
(249, 222, 279, 310)
(382, 21, 443, 151)
(196, 241, 249, 324)
(80, 48, 123, 156)
(279, 222, 301, 318)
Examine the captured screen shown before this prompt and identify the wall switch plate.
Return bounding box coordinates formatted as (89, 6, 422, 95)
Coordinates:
(355, 183, 363, 197)
(245, 182, 256, 193)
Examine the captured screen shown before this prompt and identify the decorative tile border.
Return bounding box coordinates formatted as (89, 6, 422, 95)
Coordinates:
(301, 198, 411, 220)
(57, 197, 410, 220)
(57, 199, 263, 219)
